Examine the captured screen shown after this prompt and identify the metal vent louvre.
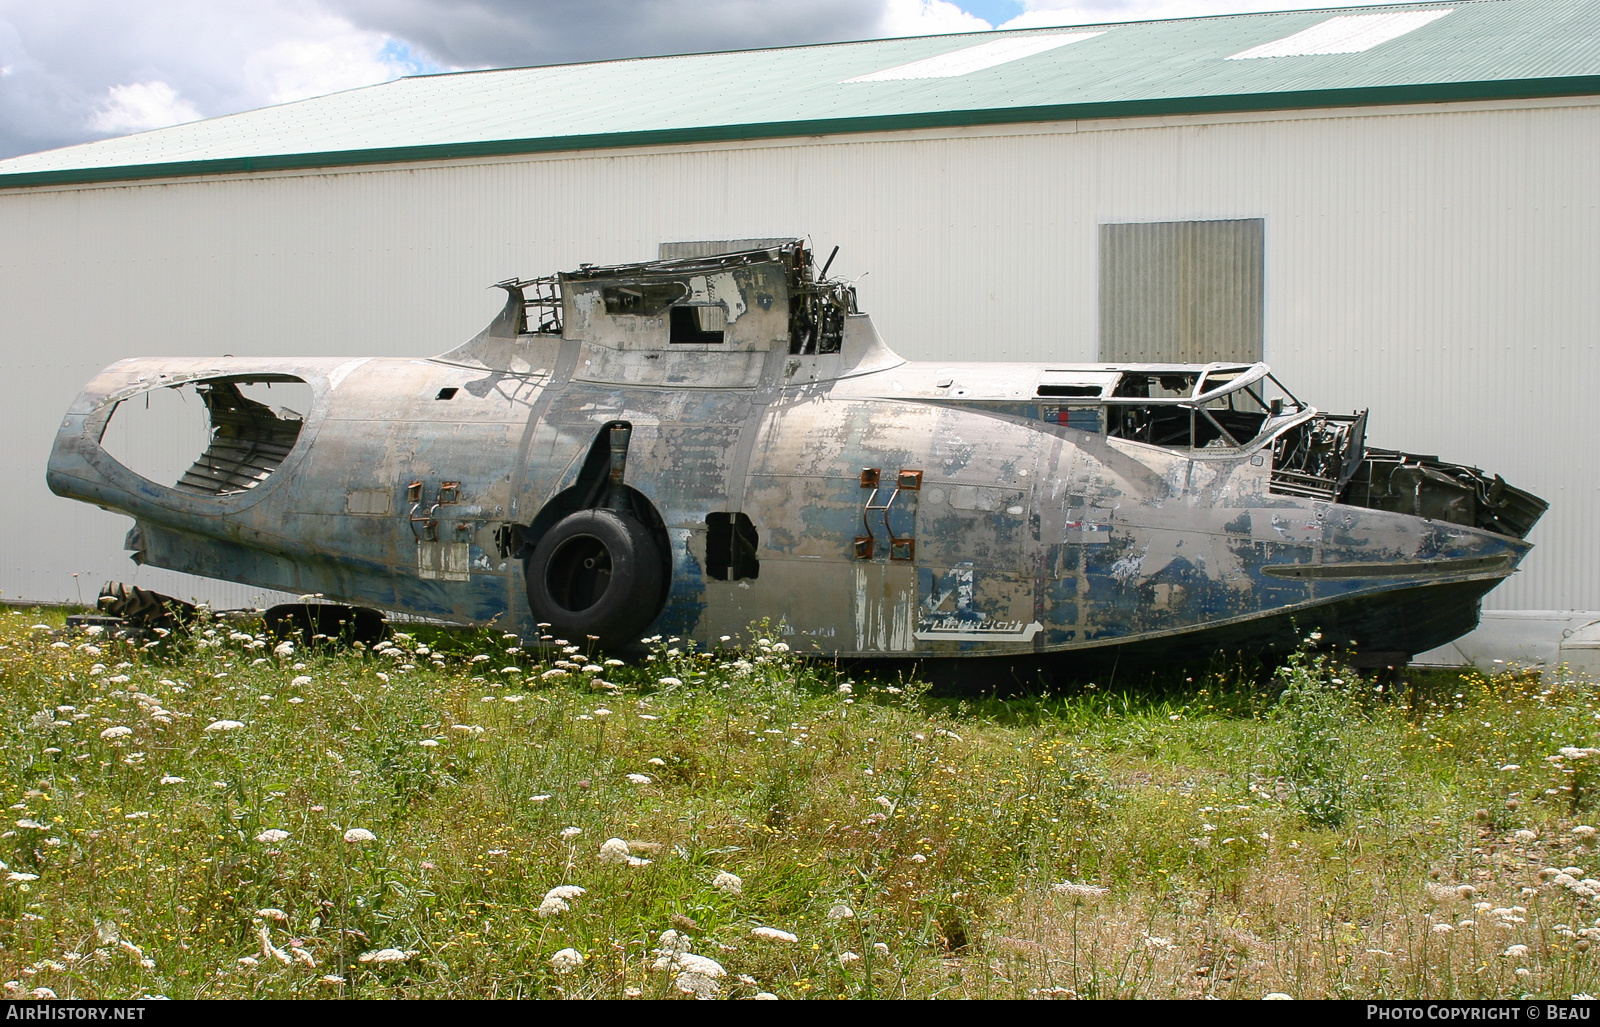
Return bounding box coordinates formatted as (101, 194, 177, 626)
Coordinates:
(659, 239, 795, 259)
(1099, 219, 1264, 364)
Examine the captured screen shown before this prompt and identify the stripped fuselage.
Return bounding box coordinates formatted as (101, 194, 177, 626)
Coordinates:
(47, 244, 1545, 668)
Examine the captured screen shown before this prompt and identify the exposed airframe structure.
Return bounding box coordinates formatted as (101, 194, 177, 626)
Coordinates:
(47, 241, 1547, 679)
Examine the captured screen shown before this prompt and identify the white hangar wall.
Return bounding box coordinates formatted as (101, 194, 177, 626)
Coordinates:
(1, 95, 1595, 635)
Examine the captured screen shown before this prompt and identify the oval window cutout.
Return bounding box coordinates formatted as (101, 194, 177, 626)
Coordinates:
(100, 376, 313, 496)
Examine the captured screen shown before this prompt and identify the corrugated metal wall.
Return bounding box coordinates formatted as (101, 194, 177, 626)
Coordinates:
(2, 97, 1595, 614)
(1099, 218, 1264, 363)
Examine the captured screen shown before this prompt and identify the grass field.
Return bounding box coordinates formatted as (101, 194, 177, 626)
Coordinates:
(1, 605, 1598, 1000)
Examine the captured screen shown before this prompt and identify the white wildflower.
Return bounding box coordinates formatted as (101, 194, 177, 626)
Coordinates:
(676, 953, 725, 978)
(1576, 826, 1598, 843)
(546, 885, 585, 901)
(256, 908, 288, 922)
(343, 828, 377, 844)
(838, 951, 861, 966)
(1501, 764, 1523, 772)
(874, 942, 890, 956)
(655, 929, 692, 958)
(1514, 829, 1538, 843)
(658, 677, 682, 687)
(357, 948, 411, 964)
(14, 820, 44, 831)
(550, 948, 584, 974)
(1432, 923, 1455, 935)
(290, 676, 312, 687)
(1263, 993, 1293, 1000)
(99, 726, 132, 740)
(7, 872, 39, 883)
(826, 903, 855, 920)
(560, 827, 582, 840)
(29, 988, 56, 1000)
(254, 829, 289, 844)
(1052, 882, 1109, 902)
(273, 641, 294, 657)
(418, 739, 439, 747)
(1426, 882, 1475, 906)
(626, 774, 652, 785)
(531, 794, 551, 802)
(1144, 936, 1175, 951)
(711, 871, 743, 896)
(675, 971, 719, 999)
(203, 720, 244, 733)
(1504, 944, 1531, 958)
(751, 927, 798, 943)
(837, 683, 853, 696)
(647, 757, 666, 766)
(537, 896, 569, 917)
(596, 837, 651, 866)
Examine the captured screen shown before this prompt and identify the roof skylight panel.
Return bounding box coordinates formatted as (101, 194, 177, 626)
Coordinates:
(843, 33, 1104, 82)
(1227, 9, 1452, 60)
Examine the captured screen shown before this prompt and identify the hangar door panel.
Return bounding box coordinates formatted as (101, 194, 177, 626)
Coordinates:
(1099, 219, 1264, 364)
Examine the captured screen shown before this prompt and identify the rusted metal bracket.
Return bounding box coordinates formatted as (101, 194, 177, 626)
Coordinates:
(409, 503, 439, 542)
(855, 467, 921, 561)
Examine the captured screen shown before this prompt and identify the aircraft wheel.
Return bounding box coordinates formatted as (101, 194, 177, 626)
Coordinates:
(524, 508, 666, 649)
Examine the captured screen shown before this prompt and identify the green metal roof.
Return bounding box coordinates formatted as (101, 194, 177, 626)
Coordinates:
(2, 0, 1596, 188)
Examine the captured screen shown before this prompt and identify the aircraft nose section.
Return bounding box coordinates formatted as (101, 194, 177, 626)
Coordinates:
(1339, 449, 1547, 542)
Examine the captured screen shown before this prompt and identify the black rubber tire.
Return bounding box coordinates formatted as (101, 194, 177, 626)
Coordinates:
(524, 508, 666, 649)
(263, 604, 387, 648)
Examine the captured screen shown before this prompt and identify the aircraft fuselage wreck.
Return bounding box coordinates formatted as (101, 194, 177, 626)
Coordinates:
(48, 242, 1547, 678)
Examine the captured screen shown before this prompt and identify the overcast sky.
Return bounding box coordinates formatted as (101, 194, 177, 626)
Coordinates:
(0, 0, 1404, 161)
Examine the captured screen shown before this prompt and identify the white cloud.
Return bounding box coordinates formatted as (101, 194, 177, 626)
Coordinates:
(89, 81, 201, 134)
(878, 0, 992, 35)
(242, 20, 423, 105)
(876, 0, 985, 35)
(0, 0, 442, 159)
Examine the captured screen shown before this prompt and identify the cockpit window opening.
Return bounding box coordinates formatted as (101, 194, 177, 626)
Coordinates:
(1097, 363, 1306, 452)
(603, 282, 687, 317)
(506, 275, 562, 335)
(1036, 384, 1104, 398)
(669, 304, 726, 344)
